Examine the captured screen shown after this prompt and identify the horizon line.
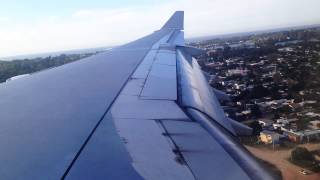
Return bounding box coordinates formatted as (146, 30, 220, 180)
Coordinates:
(1, 22, 320, 60)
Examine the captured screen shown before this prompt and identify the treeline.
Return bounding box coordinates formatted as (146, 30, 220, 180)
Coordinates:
(0, 53, 94, 83)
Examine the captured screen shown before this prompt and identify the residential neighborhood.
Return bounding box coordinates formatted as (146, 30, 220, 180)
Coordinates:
(190, 26, 320, 179)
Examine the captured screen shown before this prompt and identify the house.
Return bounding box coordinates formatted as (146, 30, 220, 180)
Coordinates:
(273, 123, 286, 130)
(302, 130, 320, 142)
(285, 129, 320, 143)
(288, 103, 303, 111)
(275, 40, 302, 46)
(258, 119, 273, 127)
(285, 131, 303, 143)
(278, 47, 294, 52)
(260, 131, 280, 144)
(305, 112, 320, 118)
(308, 120, 320, 130)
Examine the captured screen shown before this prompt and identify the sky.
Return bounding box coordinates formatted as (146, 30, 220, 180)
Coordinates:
(0, 0, 320, 57)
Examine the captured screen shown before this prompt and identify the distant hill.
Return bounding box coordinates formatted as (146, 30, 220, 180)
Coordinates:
(0, 46, 110, 61)
(187, 24, 320, 42)
(0, 53, 96, 83)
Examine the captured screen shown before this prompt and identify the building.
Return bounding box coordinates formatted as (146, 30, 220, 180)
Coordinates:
(285, 129, 320, 143)
(308, 120, 320, 130)
(285, 131, 302, 143)
(258, 119, 273, 127)
(260, 131, 280, 144)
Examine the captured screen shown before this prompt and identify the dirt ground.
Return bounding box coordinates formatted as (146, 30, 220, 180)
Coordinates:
(245, 144, 320, 180)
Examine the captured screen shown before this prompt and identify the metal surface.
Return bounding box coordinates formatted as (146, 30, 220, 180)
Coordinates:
(113, 118, 195, 180)
(153, 51, 176, 66)
(131, 50, 157, 79)
(161, 120, 250, 180)
(161, 11, 184, 30)
(177, 46, 205, 57)
(168, 31, 185, 46)
(140, 63, 177, 100)
(111, 95, 187, 119)
(108, 27, 195, 180)
(186, 109, 275, 180)
(228, 118, 253, 136)
(67, 12, 188, 180)
(212, 88, 231, 102)
(65, 113, 144, 180)
(177, 49, 236, 134)
(121, 79, 145, 96)
(0, 22, 169, 179)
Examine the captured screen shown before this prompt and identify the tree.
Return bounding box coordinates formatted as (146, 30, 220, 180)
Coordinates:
(291, 147, 315, 162)
(0, 53, 95, 83)
(249, 121, 262, 136)
(251, 104, 262, 118)
(290, 147, 320, 172)
(248, 85, 270, 99)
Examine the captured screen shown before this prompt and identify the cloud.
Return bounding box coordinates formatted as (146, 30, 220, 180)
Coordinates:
(0, 0, 320, 57)
(0, 16, 9, 22)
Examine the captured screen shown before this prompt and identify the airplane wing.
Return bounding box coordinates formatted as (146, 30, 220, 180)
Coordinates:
(0, 11, 274, 180)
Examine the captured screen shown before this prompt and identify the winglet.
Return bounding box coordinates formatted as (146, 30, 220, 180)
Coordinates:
(161, 11, 184, 30)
